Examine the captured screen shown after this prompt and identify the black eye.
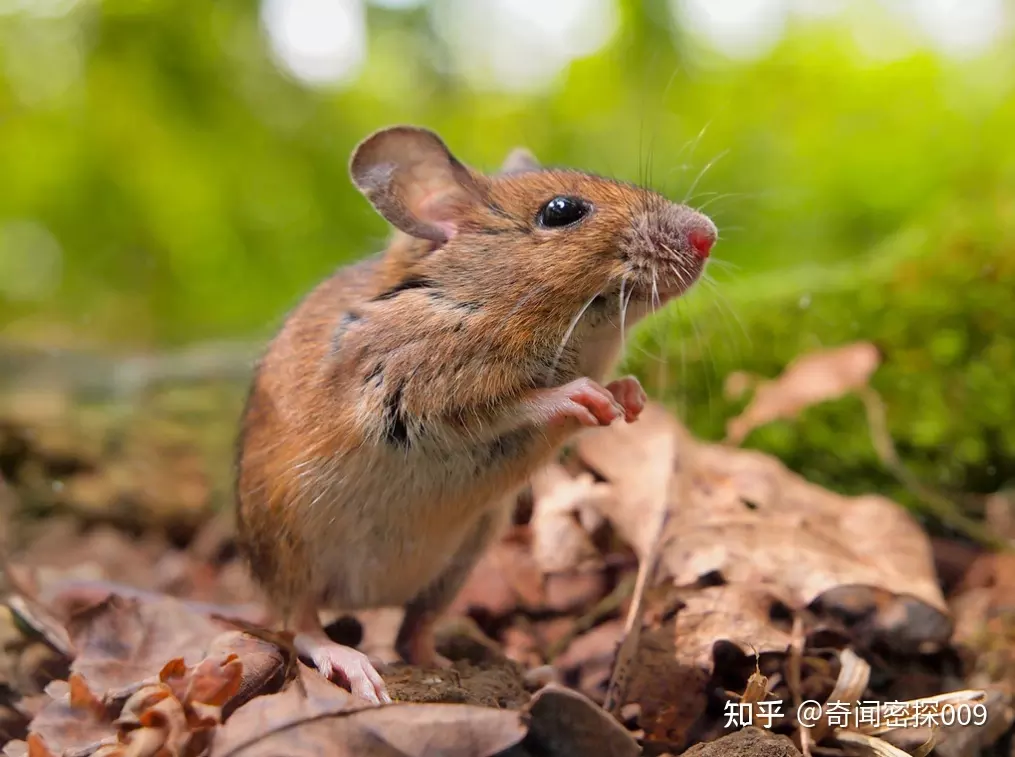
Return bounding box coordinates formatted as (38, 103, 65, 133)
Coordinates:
(537, 196, 589, 228)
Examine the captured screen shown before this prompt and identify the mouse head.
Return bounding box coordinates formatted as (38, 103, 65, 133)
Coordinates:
(349, 125, 716, 334)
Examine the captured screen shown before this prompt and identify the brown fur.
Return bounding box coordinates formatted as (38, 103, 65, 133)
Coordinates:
(234, 126, 717, 659)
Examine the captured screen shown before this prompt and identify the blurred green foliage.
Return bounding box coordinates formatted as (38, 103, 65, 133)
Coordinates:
(629, 187, 1015, 508)
(1, 0, 1013, 349)
(1, 0, 1014, 521)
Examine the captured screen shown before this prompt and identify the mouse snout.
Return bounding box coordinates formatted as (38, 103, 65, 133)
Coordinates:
(684, 215, 718, 259)
(620, 201, 717, 300)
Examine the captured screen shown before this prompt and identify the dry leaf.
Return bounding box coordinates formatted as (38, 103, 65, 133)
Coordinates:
(211, 663, 525, 757)
(657, 441, 949, 617)
(5, 596, 74, 659)
(66, 595, 226, 697)
(529, 463, 609, 575)
(115, 682, 191, 756)
(604, 496, 670, 714)
(932, 687, 1013, 757)
(26, 675, 116, 757)
(724, 341, 881, 444)
(201, 632, 287, 715)
(524, 684, 640, 757)
(673, 585, 793, 673)
(209, 663, 369, 756)
(574, 401, 684, 560)
(575, 403, 949, 646)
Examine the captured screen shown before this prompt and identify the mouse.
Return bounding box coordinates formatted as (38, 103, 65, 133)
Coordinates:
(233, 125, 718, 704)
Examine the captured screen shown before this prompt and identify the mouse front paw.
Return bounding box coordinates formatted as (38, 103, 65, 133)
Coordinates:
(605, 375, 647, 423)
(538, 377, 626, 428)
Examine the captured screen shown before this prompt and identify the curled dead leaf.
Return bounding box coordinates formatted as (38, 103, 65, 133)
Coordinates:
(724, 341, 881, 445)
(6, 596, 74, 659)
(26, 675, 116, 757)
(202, 632, 287, 713)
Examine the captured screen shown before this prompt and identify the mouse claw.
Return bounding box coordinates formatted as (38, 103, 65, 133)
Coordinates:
(296, 634, 392, 705)
(605, 375, 647, 423)
(535, 377, 625, 429)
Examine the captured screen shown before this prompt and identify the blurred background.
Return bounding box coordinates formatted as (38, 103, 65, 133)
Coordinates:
(0, 0, 1013, 537)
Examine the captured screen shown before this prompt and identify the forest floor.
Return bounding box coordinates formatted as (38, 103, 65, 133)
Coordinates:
(0, 340, 1013, 757)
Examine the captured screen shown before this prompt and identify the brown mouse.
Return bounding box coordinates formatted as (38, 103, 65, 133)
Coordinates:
(234, 125, 717, 704)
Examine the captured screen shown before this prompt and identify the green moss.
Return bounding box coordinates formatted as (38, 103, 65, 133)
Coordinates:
(624, 198, 1015, 522)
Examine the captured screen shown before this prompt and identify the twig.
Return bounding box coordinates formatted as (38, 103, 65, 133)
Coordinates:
(787, 614, 805, 712)
(602, 504, 671, 716)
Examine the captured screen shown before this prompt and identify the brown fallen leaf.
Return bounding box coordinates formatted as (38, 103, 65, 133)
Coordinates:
(573, 400, 686, 560)
(37, 579, 267, 629)
(66, 594, 226, 698)
(724, 341, 881, 445)
(673, 585, 793, 673)
(603, 489, 670, 715)
(5, 595, 74, 660)
(568, 399, 957, 745)
(660, 441, 949, 618)
(202, 632, 287, 716)
(577, 406, 949, 633)
(163, 651, 244, 718)
(932, 686, 1013, 757)
(209, 662, 368, 756)
(529, 463, 609, 575)
(524, 683, 640, 757)
(576, 402, 948, 623)
(26, 675, 117, 757)
(115, 681, 191, 757)
(210, 663, 525, 757)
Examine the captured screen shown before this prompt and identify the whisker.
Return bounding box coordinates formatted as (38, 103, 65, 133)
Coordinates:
(705, 257, 741, 273)
(682, 149, 731, 205)
(700, 276, 751, 351)
(674, 119, 712, 169)
(619, 276, 628, 355)
(546, 291, 602, 385)
(693, 191, 761, 213)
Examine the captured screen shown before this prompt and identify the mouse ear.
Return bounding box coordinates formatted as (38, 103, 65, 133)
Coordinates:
(349, 126, 486, 244)
(500, 147, 540, 174)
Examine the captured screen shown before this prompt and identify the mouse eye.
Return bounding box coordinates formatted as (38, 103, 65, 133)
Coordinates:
(537, 196, 589, 228)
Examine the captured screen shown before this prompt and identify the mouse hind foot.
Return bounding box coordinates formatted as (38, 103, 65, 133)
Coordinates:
(394, 610, 453, 669)
(291, 603, 391, 705)
(395, 503, 512, 669)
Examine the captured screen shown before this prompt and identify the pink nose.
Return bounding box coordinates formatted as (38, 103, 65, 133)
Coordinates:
(687, 224, 716, 259)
